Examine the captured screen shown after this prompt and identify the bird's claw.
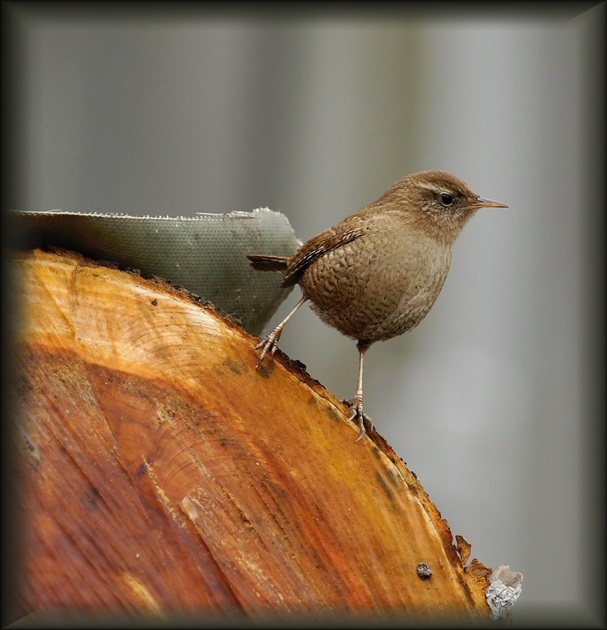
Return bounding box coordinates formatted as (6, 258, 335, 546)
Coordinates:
(254, 332, 279, 368)
(345, 398, 374, 442)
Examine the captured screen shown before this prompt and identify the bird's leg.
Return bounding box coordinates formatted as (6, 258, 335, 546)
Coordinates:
(347, 341, 374, 441)
(255, 296, 308, 367)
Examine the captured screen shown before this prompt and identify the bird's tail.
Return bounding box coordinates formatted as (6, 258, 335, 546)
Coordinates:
(247, 254, 289, 273)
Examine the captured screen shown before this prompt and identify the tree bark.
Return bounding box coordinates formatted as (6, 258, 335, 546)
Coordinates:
(8, 248, 493, 623)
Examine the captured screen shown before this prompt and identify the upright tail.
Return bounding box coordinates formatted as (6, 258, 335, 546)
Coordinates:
(247, 254, 290, 273)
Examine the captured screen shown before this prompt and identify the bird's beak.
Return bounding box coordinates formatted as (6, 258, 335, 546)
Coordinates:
(477, 197, 508, 208)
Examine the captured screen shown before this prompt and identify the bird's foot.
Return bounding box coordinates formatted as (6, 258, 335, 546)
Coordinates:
(254, 329, 281, 368)
(345, 398, 374, 442)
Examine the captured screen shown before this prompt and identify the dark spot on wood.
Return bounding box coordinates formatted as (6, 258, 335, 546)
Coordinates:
(375, 472, 395, 502)
(223, 357, 244, 375)
(326, 407, 341, 423)
(84, 485, 101, 512)
(19, 429, 41, 469)
(256, 363, 274, 379)
(416, 563, 433, 579)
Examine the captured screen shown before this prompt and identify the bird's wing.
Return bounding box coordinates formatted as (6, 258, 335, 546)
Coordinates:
(281, 218, 367, 288)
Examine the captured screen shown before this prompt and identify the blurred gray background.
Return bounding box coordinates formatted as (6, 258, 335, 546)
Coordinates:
(6, 2, 604, 625)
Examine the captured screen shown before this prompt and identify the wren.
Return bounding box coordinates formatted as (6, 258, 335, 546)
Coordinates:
(248, 170, 507, 441)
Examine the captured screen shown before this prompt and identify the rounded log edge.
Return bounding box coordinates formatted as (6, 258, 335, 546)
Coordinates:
(8, 248, 494, 623)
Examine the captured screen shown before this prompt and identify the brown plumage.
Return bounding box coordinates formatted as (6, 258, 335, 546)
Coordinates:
(248, 170, 507, 441)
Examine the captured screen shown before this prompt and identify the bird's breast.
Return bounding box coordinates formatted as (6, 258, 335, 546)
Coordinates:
(300, 230, 452, 342)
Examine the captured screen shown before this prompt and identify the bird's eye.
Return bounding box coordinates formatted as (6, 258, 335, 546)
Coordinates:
(439, 193, 453, 206)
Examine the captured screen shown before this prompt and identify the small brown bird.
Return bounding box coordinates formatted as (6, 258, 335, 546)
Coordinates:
(248, 170, 507, 441)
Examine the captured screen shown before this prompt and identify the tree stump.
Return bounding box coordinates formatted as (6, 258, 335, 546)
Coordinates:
(8, 248, 496, 623)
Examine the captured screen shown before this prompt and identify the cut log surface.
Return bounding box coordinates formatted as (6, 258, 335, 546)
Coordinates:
(10, 249, 492, 621)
